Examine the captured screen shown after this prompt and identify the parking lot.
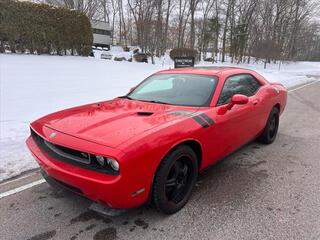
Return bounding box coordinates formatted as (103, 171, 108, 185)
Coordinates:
(1, 80, 320, 240)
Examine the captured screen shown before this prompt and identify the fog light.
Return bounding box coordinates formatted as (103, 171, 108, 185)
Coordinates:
(107, 158, 120, 172)
(96, 155, 105, 166)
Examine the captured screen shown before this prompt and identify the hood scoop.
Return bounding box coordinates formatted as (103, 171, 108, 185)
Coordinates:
(137, 111, 154, 116)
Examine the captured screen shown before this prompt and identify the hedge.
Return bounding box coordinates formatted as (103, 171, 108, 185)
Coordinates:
(0, 0, 92, 56)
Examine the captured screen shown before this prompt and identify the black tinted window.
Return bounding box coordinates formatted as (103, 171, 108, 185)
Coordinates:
(218, 74, 261, 105)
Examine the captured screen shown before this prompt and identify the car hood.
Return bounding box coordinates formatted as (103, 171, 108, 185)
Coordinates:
(37, 98, 199, 148)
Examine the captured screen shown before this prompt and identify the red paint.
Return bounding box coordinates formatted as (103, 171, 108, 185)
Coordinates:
(26, 67, 287, 209)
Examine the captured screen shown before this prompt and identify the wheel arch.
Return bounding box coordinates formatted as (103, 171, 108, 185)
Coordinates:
(147, 138, 203, 205)
(179, 140, 203, 169)
(274, 103, 280, 112)
(167, 139, 203, 170)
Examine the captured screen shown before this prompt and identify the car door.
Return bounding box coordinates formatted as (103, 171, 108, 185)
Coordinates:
(212, 74, 262, 157)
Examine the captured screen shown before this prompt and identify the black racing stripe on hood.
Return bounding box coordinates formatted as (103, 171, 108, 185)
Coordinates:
(166, 111, 213, 128)
(199, 113, 215, 125)
(192, 115, 209, 128)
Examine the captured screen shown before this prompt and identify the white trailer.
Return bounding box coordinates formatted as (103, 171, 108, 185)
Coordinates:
(91, 20, 112, 49)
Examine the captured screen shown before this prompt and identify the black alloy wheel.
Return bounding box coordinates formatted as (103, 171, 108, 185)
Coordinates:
(152, 145, 198, 214)
(258, 107, 280, 144)
(165, 157, 193, 204)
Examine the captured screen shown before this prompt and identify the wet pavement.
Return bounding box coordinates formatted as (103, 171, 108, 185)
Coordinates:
(1, 80, 320, 240)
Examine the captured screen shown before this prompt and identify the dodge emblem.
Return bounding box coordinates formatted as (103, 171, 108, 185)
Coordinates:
(50, 132, 56, 139)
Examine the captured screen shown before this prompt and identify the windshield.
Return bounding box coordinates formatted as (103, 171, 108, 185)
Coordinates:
(127, 74, 218, 107)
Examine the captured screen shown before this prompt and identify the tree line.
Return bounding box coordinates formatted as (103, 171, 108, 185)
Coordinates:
(0, 0, 92, 56)
(44, 0, 320, 63)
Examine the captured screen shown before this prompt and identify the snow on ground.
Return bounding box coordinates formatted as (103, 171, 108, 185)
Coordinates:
(93, 46, 134, 61)
(93, 49, 132, 61)
(0, 54, 162, 181)
(0, 54, 320, 181)
(208, 60, 320, 88)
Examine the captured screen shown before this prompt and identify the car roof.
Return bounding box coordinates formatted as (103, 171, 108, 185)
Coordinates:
(157, 66, 253, 76)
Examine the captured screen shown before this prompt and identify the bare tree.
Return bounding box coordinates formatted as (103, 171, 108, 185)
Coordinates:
(41, 0, 320, 61)
(189, 0, 200, 48)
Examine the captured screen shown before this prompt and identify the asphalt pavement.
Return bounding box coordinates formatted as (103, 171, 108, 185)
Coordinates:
(1, 79, 320, 240)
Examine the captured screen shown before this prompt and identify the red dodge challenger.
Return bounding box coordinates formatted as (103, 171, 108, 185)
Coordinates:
(26, 67, 287, 214)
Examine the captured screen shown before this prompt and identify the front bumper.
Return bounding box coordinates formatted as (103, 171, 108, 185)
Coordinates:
(26, 136, 148, 209)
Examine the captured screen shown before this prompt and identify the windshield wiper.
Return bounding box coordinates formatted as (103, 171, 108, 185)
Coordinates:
(141, 100, 171, 105)
(118, 95, 133, 100)
(119, 97, 170, 105)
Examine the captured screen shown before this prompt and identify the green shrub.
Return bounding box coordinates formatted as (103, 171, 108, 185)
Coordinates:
(0, 0, 92, 56)
(169, 48, 198, 60)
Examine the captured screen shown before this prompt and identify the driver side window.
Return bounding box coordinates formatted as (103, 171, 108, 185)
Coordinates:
(218, 74, 261, 105)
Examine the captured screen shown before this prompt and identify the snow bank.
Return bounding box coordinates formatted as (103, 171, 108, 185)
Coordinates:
(93, 48, 133, 61)
(0, 54, 319, 181)
(204, 61, 320, 88)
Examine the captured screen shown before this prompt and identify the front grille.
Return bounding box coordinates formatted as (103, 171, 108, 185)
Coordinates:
(44, 141, 91, 164)
(30, 128, 118, 175)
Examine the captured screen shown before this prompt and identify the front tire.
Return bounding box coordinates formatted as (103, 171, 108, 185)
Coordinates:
(152, 145, 198, 214)
(258, 107, 280, 144)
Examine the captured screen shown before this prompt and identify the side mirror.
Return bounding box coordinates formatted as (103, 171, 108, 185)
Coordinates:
(227, 94, 249, 110)
(232, 94, 249, 105)
(217, 94, 249, 115)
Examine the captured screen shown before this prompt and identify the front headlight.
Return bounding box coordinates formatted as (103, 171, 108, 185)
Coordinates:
(107, 158, 120, 172)
(96, 155, 105, 166)
(95, 155, 120, 173)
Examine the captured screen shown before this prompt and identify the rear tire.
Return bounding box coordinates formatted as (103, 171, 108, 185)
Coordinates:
(257, 107, 280, 144)
(152, 145, 198, 214)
